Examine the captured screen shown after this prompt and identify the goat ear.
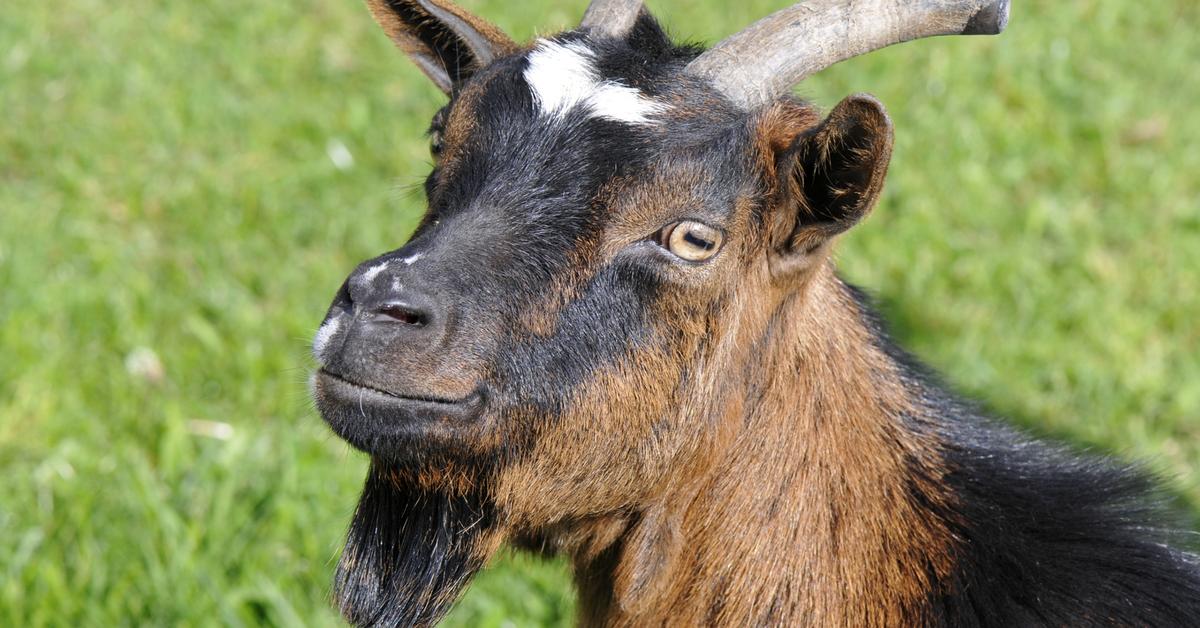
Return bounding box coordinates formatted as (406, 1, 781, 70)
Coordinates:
(771, 94, 893, 276)
(365, 0, 516, 94)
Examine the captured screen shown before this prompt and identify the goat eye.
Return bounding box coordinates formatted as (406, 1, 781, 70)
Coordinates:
(429, 130, 444, 158)
(661, 220, 723, 262)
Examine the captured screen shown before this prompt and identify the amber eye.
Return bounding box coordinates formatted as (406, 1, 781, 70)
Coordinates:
(660, 220, 723, 262)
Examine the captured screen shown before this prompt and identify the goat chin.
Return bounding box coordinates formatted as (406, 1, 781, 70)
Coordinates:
(334, 464, 497, 628)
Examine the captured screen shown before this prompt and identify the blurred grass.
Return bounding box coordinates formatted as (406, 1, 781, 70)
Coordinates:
(1, 0, 1198, 625)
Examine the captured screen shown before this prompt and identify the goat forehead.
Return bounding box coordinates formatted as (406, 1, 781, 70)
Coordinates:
(523, 39, 667, 126)
(439, 77, 654, 228)
(440, 44, 743, 199)
(426, 48, 754, 264)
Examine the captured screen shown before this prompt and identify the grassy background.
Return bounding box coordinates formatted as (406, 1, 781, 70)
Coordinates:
(2, 0, 1198, 625)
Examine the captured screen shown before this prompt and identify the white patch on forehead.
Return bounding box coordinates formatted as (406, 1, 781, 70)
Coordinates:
(312, 315, 342, 361)
(400, 252, 423, 266)
(523, 40, 667, 125)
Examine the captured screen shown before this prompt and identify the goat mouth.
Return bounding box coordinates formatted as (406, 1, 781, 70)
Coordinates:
(313, 369, 486, 453)
(317, 369, 476, 406)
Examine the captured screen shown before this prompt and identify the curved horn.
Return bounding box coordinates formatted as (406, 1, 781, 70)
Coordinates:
(580, 0, 644, 39)
(687, 0, 1010, 109)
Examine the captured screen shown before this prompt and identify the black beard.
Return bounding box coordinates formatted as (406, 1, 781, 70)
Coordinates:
(334, 463, 494, 627)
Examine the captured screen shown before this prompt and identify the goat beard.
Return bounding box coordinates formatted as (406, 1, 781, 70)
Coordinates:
(334, 462, 497, 627)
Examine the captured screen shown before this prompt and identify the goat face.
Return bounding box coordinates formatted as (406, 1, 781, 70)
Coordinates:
(314, 6, 891, 501)
(311, 2, 892, 623)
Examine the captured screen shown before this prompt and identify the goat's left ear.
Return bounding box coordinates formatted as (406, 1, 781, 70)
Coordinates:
(770, 94, 893, 277)
(365, 0, 516, 95)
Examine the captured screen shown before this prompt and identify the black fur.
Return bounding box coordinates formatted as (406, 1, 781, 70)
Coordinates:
(334, 465, 493, 627)
(847, 283, 1200, 625)
(322, 6, 1200, 624)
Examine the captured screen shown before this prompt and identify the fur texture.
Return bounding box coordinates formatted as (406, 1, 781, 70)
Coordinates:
(311, 4, 1200, 626)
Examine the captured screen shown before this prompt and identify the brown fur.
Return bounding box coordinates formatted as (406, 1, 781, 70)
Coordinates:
(319, 5, 1200, 627)
(477, 102, 959, 625)
(638, 271, 957, 626)
(498, 266, 964, 627)
(335, 4, 960, 625)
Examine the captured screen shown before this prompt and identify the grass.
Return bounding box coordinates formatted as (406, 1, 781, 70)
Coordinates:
(1, 0, 1198, 625)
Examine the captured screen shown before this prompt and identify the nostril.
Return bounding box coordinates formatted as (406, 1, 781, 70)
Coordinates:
(372, 302, 428, 326)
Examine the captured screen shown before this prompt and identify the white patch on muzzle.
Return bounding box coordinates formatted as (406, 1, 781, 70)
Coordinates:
(312, 314, 342, 362)
(358, 262, 389, 286)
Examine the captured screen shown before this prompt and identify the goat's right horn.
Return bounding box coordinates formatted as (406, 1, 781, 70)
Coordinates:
(687, 0, 1011, 110)
(580, 0, 644, 39)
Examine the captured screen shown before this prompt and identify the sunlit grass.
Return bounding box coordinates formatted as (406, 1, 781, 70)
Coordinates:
(1, 0, 1198, 625)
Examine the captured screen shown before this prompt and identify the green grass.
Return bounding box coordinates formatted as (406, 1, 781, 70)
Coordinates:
(2, 0, 1198, 625)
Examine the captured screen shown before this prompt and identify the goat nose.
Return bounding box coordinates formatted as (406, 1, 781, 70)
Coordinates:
(357, 279, 444, 337)
(346, 256, 447, 339)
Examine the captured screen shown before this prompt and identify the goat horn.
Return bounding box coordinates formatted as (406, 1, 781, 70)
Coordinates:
(686, 0, 1011, 109)
(580, 0, 644, 39)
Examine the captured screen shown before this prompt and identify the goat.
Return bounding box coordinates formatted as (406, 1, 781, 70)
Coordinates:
(309, 0, 1200, 625)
